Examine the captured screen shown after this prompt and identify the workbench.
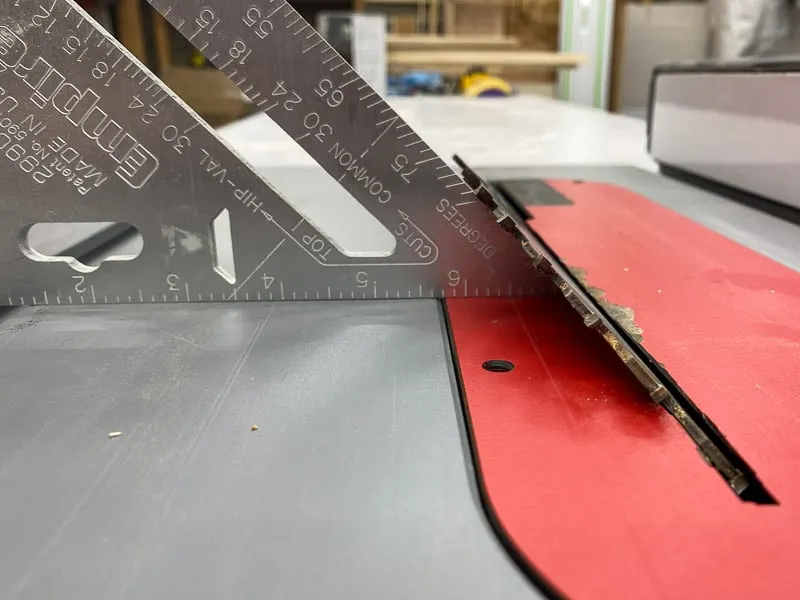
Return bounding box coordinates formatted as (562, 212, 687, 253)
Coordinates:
(2, 96, 798, 600)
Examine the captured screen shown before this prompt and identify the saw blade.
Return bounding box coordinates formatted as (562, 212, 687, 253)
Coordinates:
(454, 158, 775, 503)
(0, 0, 537, 306)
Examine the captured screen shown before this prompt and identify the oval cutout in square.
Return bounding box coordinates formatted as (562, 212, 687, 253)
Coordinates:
(20, 222, 143, 273)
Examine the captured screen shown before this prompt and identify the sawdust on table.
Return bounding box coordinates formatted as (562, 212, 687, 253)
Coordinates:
(568, 266, 644, 343)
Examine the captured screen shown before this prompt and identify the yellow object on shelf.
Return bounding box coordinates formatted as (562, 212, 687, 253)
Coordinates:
(190, 51, 206, 68)
(459, 69, 514, 97)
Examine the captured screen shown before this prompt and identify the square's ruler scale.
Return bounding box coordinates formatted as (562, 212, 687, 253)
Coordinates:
(0, 0, 538, 306)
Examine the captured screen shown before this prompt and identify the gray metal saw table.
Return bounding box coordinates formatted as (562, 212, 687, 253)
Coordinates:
(1, 299, 539, 600)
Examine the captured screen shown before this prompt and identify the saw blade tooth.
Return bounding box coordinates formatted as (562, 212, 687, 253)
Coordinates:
(476, 187, 496, 208)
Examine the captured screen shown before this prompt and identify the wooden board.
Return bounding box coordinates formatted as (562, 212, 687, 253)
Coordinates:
(161, 67, 249, 126)
(445, 0, 506, 36)
(391, 15, 419, 34)
(115, 0, 147, 62)
(387, 34, 519, 50)
(389, 49, 586, 71)
(427, 0, 439, 33)
(151, 9, 172, 75)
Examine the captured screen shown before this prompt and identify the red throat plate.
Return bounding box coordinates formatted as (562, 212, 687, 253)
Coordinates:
(445, 180, 800, 599)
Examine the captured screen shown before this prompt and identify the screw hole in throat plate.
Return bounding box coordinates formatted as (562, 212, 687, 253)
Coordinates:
(482, 360, 515, 373)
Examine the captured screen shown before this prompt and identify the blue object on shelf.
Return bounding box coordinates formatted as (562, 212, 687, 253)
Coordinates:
(388, 71, 447, 96)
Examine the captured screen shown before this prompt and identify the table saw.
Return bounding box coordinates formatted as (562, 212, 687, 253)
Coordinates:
(1, 2, 799, 599)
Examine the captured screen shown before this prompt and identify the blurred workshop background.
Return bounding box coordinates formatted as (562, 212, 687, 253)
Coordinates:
(77, 0, 800, 125)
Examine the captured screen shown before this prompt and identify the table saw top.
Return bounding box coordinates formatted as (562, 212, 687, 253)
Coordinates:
(2, 97, 798, 600)
(220, 95, 658, 171)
